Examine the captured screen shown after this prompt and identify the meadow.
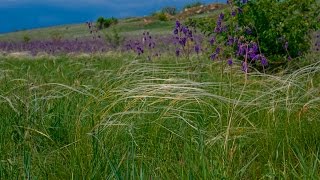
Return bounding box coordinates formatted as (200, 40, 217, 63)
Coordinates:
(1, 1, 320, 179)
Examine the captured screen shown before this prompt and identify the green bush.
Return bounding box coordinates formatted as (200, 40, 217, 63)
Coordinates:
(235, 0, 320, 60)
(157, 12, 168, 21)
(96, 17, 119, 30)
(50, 31, 63, 42)
(23, 35, 31, 43)
(161, 6, 177, 15)
(187, 0, 320, 65)
(103, 28, 124, 49)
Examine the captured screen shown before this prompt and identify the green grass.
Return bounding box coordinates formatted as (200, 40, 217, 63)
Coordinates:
(0, 19, 174, 42)
(0, 53, 320, 179)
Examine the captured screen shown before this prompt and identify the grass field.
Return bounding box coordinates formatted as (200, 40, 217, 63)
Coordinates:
(0, 2, 320, 178)
(0, 52, 320, 179)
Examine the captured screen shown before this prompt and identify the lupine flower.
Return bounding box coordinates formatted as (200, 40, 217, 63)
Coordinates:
(260, 55, 268, 66)
(245, 27, 252, 35)
(195, 44, 201, 54)
(227, 36, 234, 46)
(210, 53, 217, 60)
(231, 10, 236, 17)
(210, 36, 215, 45)
(242, 61, 248, 72)
(176, 48, 180, 57)
(219, 13, 225, 20)
(174, 28, 179, 35)
(175, 21, 181, 28)
(227, 58, 233, 66)
(215, 47, 221, 54)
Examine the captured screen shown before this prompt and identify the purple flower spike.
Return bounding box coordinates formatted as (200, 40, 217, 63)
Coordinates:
(174, 28, 179, 35)
(260, 55, 268, 66)
(210, 53, 217, 61)
(176, 48, 180, 57)
(227, 36, 234, 46)
(195, 44, 200, 54)
(219, 13, 225, 20)
(210, 37, 215, 45)
(215, 47, 221, 54)
(242, 61, 248, 73)
(227, 58, 233, 66)
(175, 21, 181, 28)
(231, 10, 236, 17)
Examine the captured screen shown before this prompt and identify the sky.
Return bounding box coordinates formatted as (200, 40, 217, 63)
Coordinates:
(0, 0, 225, 34)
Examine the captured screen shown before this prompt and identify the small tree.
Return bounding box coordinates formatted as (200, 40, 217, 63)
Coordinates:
(97, 17, 105, 30)
(97, 17, 119, 29)
(161, 6, 177, 15)
(157, 12, 168, 21)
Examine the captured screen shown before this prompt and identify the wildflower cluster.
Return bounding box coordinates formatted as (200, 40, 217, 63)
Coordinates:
(185, 0, 319, 71)
(86, 21, 101, 39)
(173, 21, 201, 58)
(125, 31, 159, 60)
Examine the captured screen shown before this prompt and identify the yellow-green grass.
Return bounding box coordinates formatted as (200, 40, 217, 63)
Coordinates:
(0, 53, 319, 179)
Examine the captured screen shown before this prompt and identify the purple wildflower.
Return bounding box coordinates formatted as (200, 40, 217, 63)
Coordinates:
(242, 61, 248, 72)
(175, 21, 181, 28)
(260, 55, 268, 66)
(231, 10, 236, 17)
(175, 48, 180, 57)
(219, 13, 225, 20)
(227, 58, 233, 66)
(195, 44, 201, 54)
(210, 53, 218, 61)
(210, 37, 215, 45)
(215, 47, 221, 54)
(174, 28, 179, 35)
(227, 36, 234, 46)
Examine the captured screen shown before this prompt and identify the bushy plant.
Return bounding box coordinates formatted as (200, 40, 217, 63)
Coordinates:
(50, 31, 63, 42)
(161, 6, 177, 15)
(157, 12, 168, 21)
(96, 17, 119, 30)
(186, 0, 320, 68)
(103, 28, 124, 49)
(235, 0, 320, 60)
(23, 35, 31, 43)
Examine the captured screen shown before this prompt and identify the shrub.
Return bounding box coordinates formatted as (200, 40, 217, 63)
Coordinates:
(96, 17, 119, 30)
(187, 0, 320, 67)
(23, 35, 31, 43)
(235, 0, 320, 60)
(97, 17, 105, 30)
(103, 28, 124, 49)
(161, 6, 177, 15)
(157, 12, 168, 21)
(50, 31, 63, 42)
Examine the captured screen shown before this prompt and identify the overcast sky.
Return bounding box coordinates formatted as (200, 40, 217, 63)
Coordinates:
(0, 0, 224, 33)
